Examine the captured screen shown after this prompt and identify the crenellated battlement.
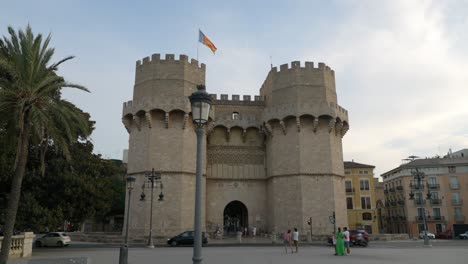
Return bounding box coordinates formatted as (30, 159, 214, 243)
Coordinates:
(269, 61, 334, 77)
(210, 94, 265, 106)
(135, 53, 206, 70)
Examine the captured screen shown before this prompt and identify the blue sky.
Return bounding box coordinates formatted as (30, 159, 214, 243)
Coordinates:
(2, 0, 468, 176)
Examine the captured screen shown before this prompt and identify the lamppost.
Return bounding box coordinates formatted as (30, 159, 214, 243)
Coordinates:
(140, 168, 164, 248)
(407, 157, 432, 247)
(119, 176, 136, 264)
(189, 84, 212, 264)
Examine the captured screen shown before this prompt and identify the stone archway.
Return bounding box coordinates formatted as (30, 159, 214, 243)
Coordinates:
(223, 200, 248, 236)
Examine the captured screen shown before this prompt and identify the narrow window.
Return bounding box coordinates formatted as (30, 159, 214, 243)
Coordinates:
(232, 112, 239, 120)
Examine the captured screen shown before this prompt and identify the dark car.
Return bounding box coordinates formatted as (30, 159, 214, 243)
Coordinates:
(435, 231, 452, 239)
(327, 230, 370, 245)
(167, 231, 208, 246)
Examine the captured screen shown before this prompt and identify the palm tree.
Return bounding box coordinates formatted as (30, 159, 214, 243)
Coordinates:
(0, 25, 90, 263)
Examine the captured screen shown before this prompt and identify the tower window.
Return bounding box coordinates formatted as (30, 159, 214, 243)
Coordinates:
(232, 112, 239, 120)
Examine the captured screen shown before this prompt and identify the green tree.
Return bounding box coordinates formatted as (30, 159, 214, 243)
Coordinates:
(0, 25, 90, 263)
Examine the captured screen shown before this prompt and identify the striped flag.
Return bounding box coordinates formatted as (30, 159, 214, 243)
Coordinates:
(199, 30, 217, 54)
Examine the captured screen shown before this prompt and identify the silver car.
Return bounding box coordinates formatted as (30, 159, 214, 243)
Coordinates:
(419, 231, 435, 239)
(35, 232, 71, 247)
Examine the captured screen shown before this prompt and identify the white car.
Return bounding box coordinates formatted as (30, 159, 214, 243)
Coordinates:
(459, 231, 468, 239)
(35, 232, 71, 247)
(419, 231, 435, 239)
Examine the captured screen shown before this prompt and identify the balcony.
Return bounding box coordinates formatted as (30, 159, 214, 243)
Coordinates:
(427, 184, 440, 190)
(451, 199, 463, 206)
(415, 216, 424, 221)
(345, 188, 355, 194)
(431, 215, 445, 221)
(389, 188, 396, 193)
(390, 201, 397, 206)
(396, 186, 404, 191)
(454, 215, 465, 222)
(450, 184, 460, 190)
(429, 199, 442, 206)
(397, 200, 405, 206)
(384, 189, 389, 194)
(413, 199, 426, 206)
(410, 183, 424, 190)
(400, 216, 407, 221)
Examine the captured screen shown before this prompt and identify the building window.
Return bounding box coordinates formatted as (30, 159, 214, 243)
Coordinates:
(361, 196, 371, 209)
(364, 170, 369, 174)
(362, 212, 372, 220)
(232, 112, 239, 120)
(417, 207, 425, 218)
(433, 208, 441, 218)
(448, 166, 456, 173)
(360, 179, 370, 190)
(450, 176, 459, 189)
(436, 224, 442, 233)
(345, 171, 351, 175)
(346, 197, 353, 209)
(452, 193, 461, 204)
(418, 224, 425, 233)
(455, 207, 463, 216)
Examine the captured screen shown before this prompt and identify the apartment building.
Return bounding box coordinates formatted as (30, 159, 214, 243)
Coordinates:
(381, 150, 468, 237)
(344, 161, 379, 234)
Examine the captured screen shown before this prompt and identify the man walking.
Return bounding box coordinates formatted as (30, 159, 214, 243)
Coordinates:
(292, 228, 299, 253)
(343, 227, 350, 255)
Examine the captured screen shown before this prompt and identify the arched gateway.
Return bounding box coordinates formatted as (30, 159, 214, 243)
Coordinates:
(223, 201, 248, 236)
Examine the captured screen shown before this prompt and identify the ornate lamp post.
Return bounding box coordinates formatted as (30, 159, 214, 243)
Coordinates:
(408, 157, 432, 247)
(140, 168, 164, 248)
(119, 176, 136, 264)
(189, 84, 212, 264)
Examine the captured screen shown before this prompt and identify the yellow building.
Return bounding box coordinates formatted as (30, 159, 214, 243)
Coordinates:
(344, 161, 379, 234)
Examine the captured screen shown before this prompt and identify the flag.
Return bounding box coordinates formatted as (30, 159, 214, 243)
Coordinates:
(199, 30, 217, 54)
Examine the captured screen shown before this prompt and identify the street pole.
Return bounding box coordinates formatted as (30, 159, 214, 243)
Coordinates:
(119, 178, 134, 264)
(147, 168, 155, 248)
(416, 170, 430, 246)
(192, 126, 204, 264)
(309, 217, 313, 241)
(333, 212, 336, 233)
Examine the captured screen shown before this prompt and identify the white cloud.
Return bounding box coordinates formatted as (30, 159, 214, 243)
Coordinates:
(303, 0, 468, 176)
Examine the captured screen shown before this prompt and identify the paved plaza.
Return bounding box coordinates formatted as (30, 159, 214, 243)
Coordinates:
(10, 240, 468, 264)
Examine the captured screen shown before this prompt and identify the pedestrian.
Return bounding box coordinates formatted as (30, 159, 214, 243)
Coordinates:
(244, 227, 248, 237)
(292, 228, 299, 253)
(283, 229, 293, 254)
(343, 227, 350, 255)
(332, 231, 337, 255)
(252, 226, 257, 239)
(335, 227, 345, 256)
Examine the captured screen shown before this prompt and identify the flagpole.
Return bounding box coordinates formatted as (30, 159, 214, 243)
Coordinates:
(197, 29, 199, 62)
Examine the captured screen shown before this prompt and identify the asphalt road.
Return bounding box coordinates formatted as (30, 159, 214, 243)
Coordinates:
(10, 239, 467, 264)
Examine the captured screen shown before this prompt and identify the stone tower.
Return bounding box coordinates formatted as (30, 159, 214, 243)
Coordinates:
(260, 61, 349, 235)
(122, 54, 349, 239)
(122, 54, 206, 236)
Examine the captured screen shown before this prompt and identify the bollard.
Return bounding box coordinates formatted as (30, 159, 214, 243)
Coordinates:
(119, 245, 128, 264)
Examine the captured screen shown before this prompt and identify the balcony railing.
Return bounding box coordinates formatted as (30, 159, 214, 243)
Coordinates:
(396, 186, 404, 191)
(454, 215, 465, 222)
(400, 216, 407, 221)
(390, 201, 397, 206)
(345, 188, 355, 194)
(397, 200, 405, 206)
(410, 183, 424, 190)
(384, 189, 389, 194)
(450, 184, 460, 190)
(415, 216, 424, 221)
(429, 199, 442, 205)
(389, 188, 396, 193)
(427, 184, 440, 190)
(451, 199, 463, 206)
(431, 215, 445, 221)
(413, 199, 426, 206)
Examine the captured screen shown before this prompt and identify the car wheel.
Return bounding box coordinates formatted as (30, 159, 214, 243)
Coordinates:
(35, 241, 42, 248)
(57, 241, 64, 247)
(171, 241, 177, 247)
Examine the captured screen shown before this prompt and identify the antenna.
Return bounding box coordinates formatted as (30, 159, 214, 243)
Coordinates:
(269, 56, 273, 69)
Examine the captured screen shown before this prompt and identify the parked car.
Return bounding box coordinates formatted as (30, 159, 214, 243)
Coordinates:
(419, 231, 435, 239)
(167, 231, 208, 246)
(35, 232, 71, 247)
(327, 230, 370, 245)
(435, 231, 452, 239)
(459, 231, 468, 239)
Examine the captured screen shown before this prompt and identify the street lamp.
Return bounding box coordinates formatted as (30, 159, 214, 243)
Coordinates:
(140, 168, 164, 248)
(189, 84, 212, 264)
(407, 159, 432, 247)
(119, 176, 136, 264)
